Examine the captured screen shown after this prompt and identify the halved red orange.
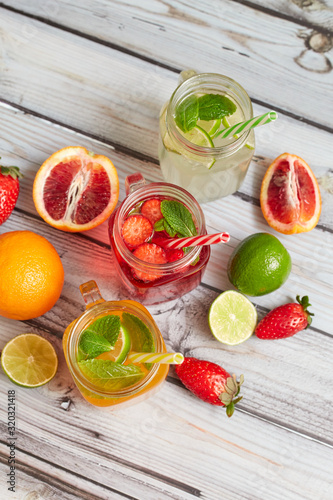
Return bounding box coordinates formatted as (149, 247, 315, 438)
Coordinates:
(260, 153, 321, 234)
(33, 147, 119, 232)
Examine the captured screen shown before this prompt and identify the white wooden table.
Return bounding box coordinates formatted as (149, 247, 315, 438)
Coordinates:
(0, 1, 332, 499)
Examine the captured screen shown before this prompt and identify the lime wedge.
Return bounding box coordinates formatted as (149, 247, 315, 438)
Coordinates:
(184, 125, 214, 147)
(106, 326, 131, 363)
(198, 119, 221, 137)
(162, 132, 180, 154)
(1, 334, 58, 387)
(208, 291, 257, 345)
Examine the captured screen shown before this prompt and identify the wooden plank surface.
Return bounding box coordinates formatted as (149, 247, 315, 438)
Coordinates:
(0, 1, 332, 499)
(1, 0, 332, 128)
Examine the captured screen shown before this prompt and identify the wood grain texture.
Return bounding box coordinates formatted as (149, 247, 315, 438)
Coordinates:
(1, 0, 332, 127)
(1, 363, 333, 500)
(0, 2, 332, 499)
(1, 102, 332, 337)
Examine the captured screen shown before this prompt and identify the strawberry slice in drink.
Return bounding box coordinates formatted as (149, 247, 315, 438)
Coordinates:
(122, 215, 153, 248)
(141, 199, 163, 225)
(132, 243, 167, 282)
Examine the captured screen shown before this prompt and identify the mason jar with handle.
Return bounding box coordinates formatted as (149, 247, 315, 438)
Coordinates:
(159, 71, 255, 203)
(63, 280, 169, 408)
(108, 173, 211, 305)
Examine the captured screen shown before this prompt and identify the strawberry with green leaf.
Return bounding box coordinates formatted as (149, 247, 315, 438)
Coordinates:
(0, 161, 23, 225)
(255, 295, 314, 340)
(175, 357, 244, 417)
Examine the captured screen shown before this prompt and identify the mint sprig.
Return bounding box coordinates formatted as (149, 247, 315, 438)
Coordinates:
(175, 94, 236, 133)
(154, 218, 177, 237)
(86, 315, 121, 345)
(160, 200, 197, 238)
(78, 331, 112, 360)
(197, 94, 236, 121)
(78, 360, 144, 391)
(174, 95, 199, 133)
(78, 315, 121, 360)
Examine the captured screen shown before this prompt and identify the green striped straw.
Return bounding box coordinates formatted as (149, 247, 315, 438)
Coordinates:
(216, 111, 278, 139)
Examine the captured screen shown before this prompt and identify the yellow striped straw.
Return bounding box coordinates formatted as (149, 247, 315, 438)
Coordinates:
(128, 352, 184, 365)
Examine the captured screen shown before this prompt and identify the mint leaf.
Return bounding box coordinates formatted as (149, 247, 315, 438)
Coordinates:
(154, 218, 177, 237)
(198, 94, 236, 121)
(161, 200, 197, 238)
(154, 218, 166, 232)
(78, 360, 144, 391)
(175, 95, 199, 132)
(164, 219, 178, 237)
(78, 331, 112, 360)
(86, 315, 121, 346)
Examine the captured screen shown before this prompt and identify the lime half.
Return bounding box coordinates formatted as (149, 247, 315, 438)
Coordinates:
(1, 333, 58, 387)
(208, 291, 257, 345)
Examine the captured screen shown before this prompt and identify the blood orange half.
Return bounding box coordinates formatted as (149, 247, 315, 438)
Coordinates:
(260, 153, 321, 235)
(33, 147, 119, 232)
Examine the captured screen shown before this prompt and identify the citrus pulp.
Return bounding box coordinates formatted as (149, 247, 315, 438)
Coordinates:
(208, 291, 257, 345)
(227, 233, 291, 296)
(260, 153, 321, 234)
(1, 334, 58, 387)
(33, 146, 119, 232)
(0, 231, 64, 320)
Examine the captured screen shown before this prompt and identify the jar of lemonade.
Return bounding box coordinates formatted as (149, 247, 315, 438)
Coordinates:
(159, 71, 255, 203)
(63, 280, 169, 408)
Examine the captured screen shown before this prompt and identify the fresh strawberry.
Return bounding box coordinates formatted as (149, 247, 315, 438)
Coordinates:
(0, 165, 23, 225)
(175, 357, 244, 417)
(132, 243, 167, 281)
(122, 214, 153, 248)
(255, 295, 313, 340)
(141, 199, 163, 225)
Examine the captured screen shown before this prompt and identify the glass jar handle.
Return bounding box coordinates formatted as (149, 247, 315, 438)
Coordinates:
(79, 280, 105, 308)
(178, 69, 197, 84)
(125, 172, 146, 195)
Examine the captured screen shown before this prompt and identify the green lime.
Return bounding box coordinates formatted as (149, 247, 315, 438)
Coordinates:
(183, 126, 215, 169)
(162, 132, 180, 155)
(106, 326, 131, 363)
(227, 233, 291, 296)
(1, 334, 58, 387)
(184, 125, 214, 147)
(208, 291, 257, 345)
(198, 119, 222, 137)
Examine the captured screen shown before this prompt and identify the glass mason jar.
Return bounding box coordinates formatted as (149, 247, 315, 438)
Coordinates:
(63, 280, 169, 408)
(108, 173, 210, 305)
(159, 71, 255, 203)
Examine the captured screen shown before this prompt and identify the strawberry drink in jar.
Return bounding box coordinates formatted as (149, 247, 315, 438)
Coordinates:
(108, 173, 210, 305)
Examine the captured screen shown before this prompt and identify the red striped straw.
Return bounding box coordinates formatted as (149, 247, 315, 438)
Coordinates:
(160, 232, 230, 250)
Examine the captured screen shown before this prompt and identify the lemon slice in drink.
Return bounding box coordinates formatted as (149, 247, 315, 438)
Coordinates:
(208, 291, 257, 345)
(1, 334, 58, 387)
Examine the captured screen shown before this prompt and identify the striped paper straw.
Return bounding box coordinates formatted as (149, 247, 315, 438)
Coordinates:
(128, 352, 184, 365)
(216, 111, 278, 139)
(160, 232, 230, 250)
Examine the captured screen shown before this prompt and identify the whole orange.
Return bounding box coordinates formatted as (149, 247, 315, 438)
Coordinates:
(0, 231, 64, 320)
